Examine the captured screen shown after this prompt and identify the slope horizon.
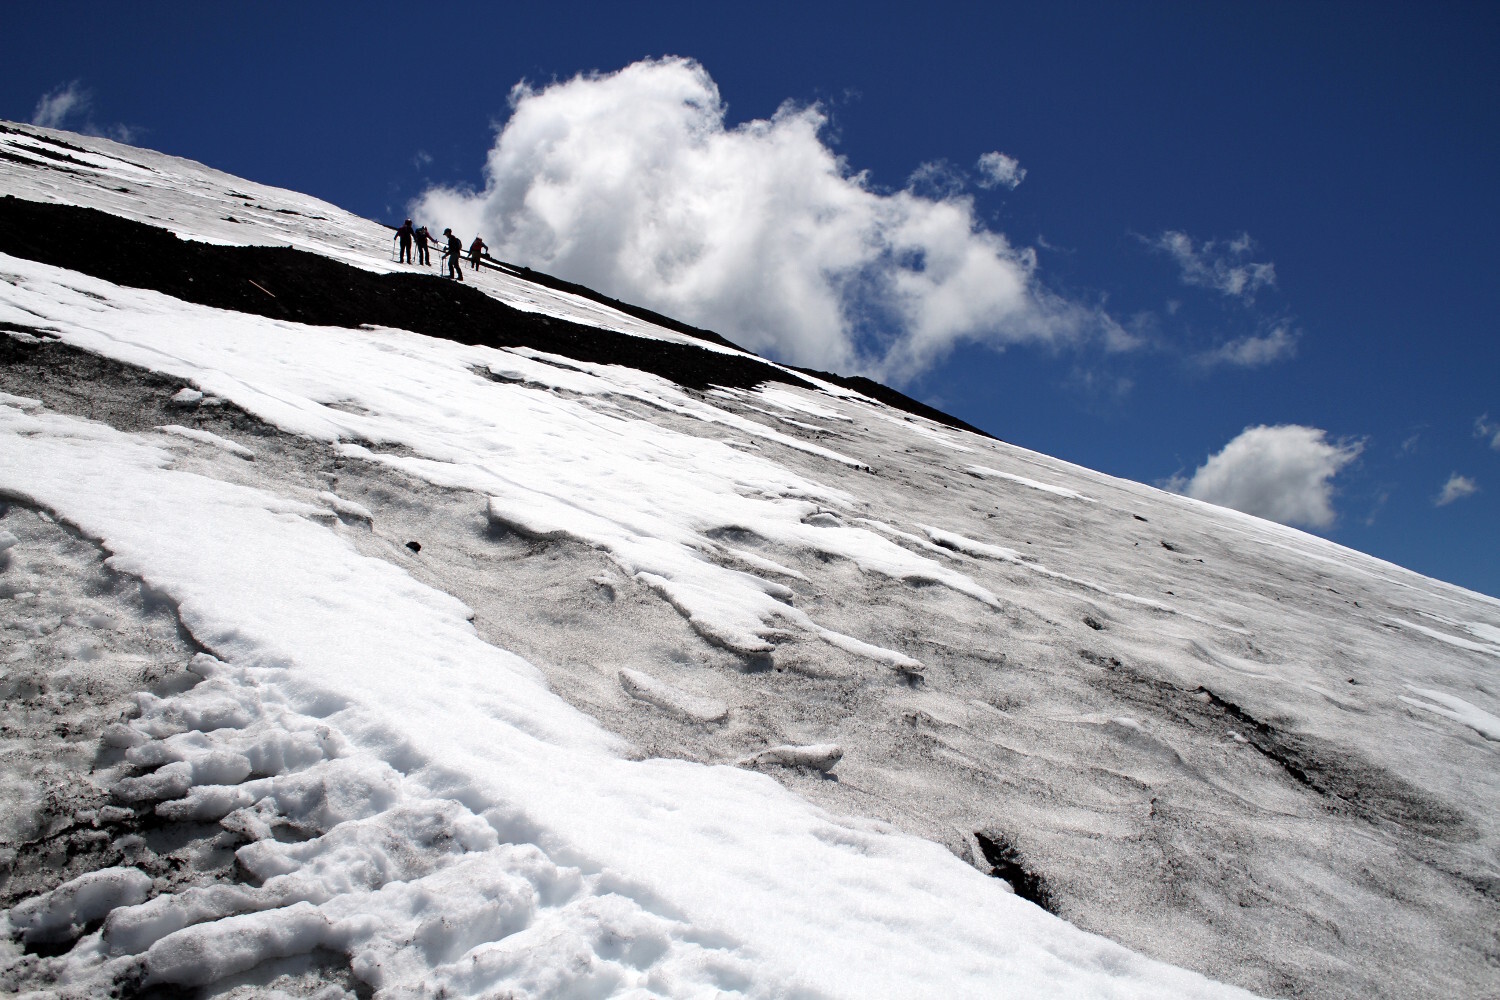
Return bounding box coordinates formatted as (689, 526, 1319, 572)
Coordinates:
(4, 2, 1497, 600)
(2, 117, 1494, 603)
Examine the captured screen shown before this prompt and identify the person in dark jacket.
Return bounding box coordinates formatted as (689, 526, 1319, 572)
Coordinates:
(414, 225, 432, 265)
(394, 219, 414, 264)
(442, 228, 465, 281)
(469, 235, 488, 270)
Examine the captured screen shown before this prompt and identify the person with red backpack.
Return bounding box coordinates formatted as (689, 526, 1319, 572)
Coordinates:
(469, 235, 488, 271)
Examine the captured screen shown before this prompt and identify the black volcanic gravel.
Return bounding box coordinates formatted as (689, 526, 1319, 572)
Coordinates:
(0, 194, 992, 436)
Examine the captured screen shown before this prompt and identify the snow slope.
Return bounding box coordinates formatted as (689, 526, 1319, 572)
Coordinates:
(1, 123, 1497, 999)
(0, 120, 773, 356)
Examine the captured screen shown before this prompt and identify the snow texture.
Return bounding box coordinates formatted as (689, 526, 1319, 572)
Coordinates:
(315, 491, 373, 525)
(154, 424, 256, 459)
(618, 668, 729, 724)
(0, 399, 1247, 1000)
(967, 464, 1094, 501)
(1, 120, 1497, 1000)
(738, 743, 844, 773)
(1400, 685, 1500, 741)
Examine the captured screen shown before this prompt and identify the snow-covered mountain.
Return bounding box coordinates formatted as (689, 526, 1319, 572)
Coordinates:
(0, 121, 1495, 1000)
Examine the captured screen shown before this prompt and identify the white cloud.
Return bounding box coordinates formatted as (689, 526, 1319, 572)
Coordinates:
(1151, 230, 1276, 301)
(1195, 326, 1298, 368)
(1435, 473, 1479, 507)
(30, 80, 137, 143)
(412, 57, 1117, 380)
(975, 151, 1026, 190)
(1172, 424, 1363, 529)
(906, 160, 966, 199)
(1476, 414, 1500, 450)
(31, 80, 90, 130)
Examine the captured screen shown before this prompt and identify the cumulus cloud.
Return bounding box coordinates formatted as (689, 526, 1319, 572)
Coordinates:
(31, 80, 90, 129)
(30, 80, 137, 142)
(975, 151, 1026, 190)
(412, 57, 1117, 380)
(1171, 424, 1363, 529)
(906, 160, 966, 199)
(1435, 473, 1478, 507)
(1476, 414, 1500, 450)
(1195, 326, 1298, 368)
(1150, 230, 1276, 301)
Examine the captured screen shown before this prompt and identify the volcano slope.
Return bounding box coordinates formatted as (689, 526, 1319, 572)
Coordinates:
(0, 122, 1496, 1000)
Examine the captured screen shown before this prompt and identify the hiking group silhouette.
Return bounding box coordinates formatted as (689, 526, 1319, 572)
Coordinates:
(394, 218, 488, 280)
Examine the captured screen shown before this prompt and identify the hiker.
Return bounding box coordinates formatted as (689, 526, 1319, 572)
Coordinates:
(394, 219, 414, 264)
(442, 228, 464, 281)
(469, 235, 488, 270)
(414, 225, 432, 265)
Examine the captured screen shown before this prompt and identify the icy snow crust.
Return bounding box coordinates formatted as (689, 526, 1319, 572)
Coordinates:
(0, 341, 1249, 999)
(1, 124, 1498, 998)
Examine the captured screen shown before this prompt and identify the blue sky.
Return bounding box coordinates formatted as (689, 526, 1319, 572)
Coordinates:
(6, 2, 1498, 597)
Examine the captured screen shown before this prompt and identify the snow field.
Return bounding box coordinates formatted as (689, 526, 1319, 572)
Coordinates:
(0, 254, 995, 670)
(4, 124, 1499, 999)
(5, 263, 1498, 994)
(4, 276, 1497, 998)
(0, 396, 1259, 999)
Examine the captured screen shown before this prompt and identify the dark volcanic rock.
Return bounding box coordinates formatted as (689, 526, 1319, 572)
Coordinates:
(0, 197, 810, 394)
(0, 195, 993, 434)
